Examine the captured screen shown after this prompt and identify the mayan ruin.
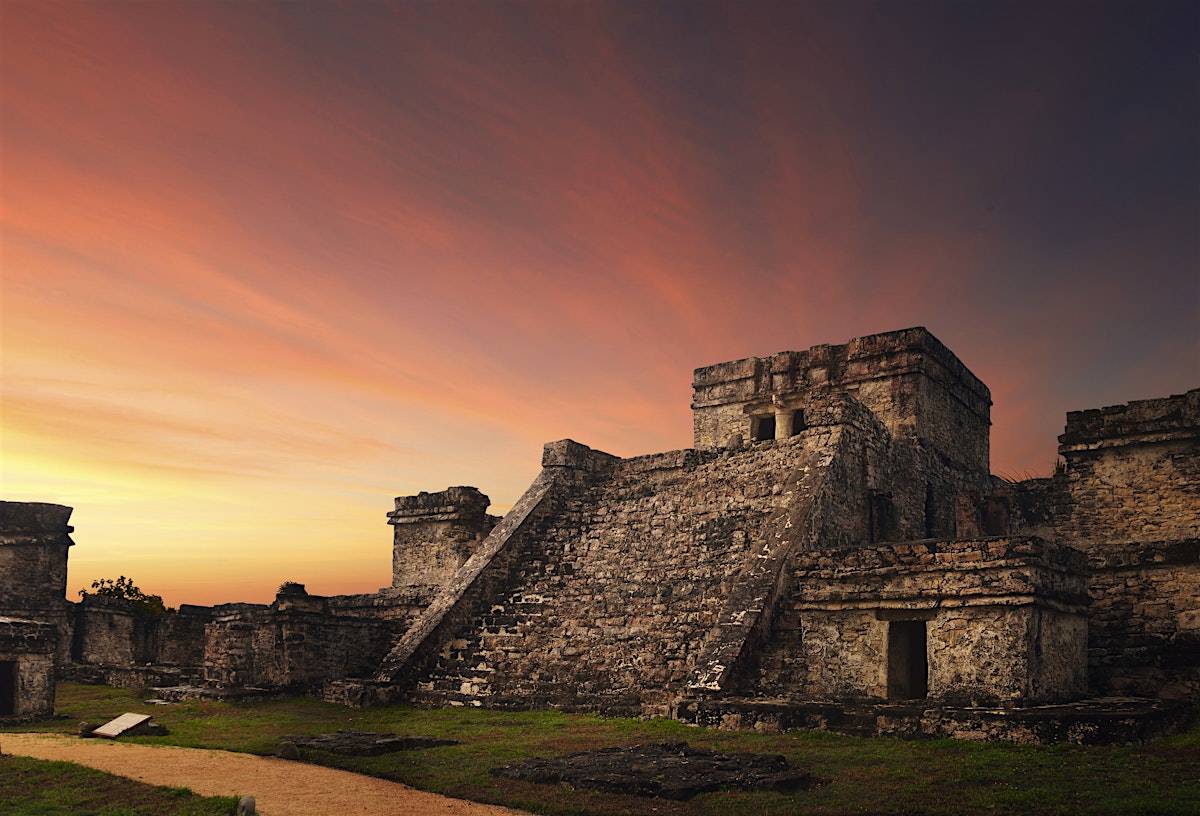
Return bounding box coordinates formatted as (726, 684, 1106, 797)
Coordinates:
(2, 327, 1197, 743)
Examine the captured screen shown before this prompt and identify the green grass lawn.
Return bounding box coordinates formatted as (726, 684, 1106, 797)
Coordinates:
(0, 754, 239, 816)
(3, 683, 1198, 816)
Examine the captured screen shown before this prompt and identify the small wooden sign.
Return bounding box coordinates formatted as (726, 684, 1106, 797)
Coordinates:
(92, 712, 152, 739)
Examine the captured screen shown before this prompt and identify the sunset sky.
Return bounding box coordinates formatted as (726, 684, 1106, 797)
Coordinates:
(2, 0, 1196, 607)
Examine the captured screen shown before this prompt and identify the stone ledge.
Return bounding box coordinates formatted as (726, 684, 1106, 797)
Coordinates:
(1061, 389, 1199, 448)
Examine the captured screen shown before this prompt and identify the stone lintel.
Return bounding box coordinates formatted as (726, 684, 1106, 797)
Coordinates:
(792, 537, 1089, 608)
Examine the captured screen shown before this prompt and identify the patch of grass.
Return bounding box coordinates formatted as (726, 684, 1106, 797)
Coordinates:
(6, 684, 1199, 816)
(0, 755, 239, 816)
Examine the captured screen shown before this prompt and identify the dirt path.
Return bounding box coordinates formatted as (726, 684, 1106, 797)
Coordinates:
(2, 733, 532, 816)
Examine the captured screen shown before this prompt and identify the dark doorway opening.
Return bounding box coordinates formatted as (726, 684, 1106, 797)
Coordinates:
(751, 415, 776, 441)
(869, 492, 898, 543)
(887, 621, 928, 699)
(0, 661, 16, 716)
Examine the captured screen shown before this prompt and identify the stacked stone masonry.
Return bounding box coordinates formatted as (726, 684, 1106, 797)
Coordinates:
(413, 433, 841, 716)
(1, 328, 1195, 742)
(0, 616, 57, 722)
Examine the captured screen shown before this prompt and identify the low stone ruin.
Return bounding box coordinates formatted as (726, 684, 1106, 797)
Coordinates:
(278, 729, 457, 756)
(490, 741, 817, 800)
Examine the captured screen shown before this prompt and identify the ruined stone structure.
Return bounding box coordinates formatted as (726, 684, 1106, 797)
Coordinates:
(0, 502, 73, 721)
(2, 328, 1196, 741)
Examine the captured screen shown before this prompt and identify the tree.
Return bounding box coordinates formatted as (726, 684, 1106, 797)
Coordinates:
(78, 576, 175, 616)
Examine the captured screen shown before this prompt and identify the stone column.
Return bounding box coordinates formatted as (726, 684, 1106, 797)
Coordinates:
(774, 407, 793, 439)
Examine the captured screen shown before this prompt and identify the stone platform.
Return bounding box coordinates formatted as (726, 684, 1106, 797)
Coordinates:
(676, 697, 1191, 745)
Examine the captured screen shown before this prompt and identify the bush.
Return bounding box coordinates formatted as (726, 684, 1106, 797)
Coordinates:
(78, 576, 175, 616)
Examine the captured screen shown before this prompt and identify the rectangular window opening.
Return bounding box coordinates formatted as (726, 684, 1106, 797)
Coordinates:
(887, 620, 928, 700)
(750, 415, 776, 441)
(790, 409, 806, 435)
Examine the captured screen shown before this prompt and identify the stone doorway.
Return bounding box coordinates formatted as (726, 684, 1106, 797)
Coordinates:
(0, 660, 16, 716)
(887, 620, 928, 699)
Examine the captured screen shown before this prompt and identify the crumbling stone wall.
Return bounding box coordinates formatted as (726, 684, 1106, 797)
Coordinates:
(1086, 541, 1199, 698)
(155, 605, 216, 666)
(71, 595, 157, 665)
(203, 587, 418, 690)
(0, 617, 57, 722)
(1057, 390, 1199, 547)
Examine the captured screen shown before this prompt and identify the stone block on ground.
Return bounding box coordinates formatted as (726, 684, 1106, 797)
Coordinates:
(282, 729, 457, 756)
(490, 741, 817, 800)
(91, 712, 152, 739)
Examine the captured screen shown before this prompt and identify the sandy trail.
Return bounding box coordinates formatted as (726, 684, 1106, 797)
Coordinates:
(2, 733, 531, 816)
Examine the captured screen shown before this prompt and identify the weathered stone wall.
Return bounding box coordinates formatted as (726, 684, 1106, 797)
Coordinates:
(155, 605, 215, 666)
(70, 596, 214, 671)
(751, 538, 1089, 706)
(1057, 390, 1199, 548)
(955, 476, 1068, 541)
(1086, 540, 1200, 699)
(0, 503, 73, 610)
(0, 616, 57, 722)
(929, 605, 1088, 706)
(203, 590, 412, 690)
(0, 502, 74, 661)
(72, 596, 142, 665)
(203, 605, 277, 687)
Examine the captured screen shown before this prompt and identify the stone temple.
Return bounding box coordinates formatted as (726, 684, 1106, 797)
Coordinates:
(2, 328, 1197, 741)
